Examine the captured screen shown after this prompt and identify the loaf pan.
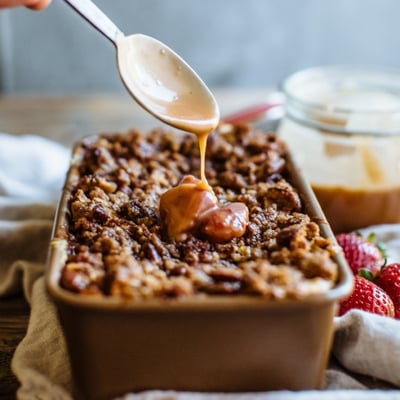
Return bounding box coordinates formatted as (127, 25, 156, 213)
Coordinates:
(46, 129, 353, 400)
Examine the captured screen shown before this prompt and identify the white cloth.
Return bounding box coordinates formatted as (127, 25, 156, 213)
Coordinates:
(0, 133, 399, 400)
(0, 133, 70, 203)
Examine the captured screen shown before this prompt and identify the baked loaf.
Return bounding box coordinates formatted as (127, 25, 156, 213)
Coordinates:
(60, 124, 338, 299)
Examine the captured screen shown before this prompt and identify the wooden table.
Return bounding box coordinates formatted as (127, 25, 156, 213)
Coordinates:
(0, 90, 274, 398)
(0, 90, 274, 146)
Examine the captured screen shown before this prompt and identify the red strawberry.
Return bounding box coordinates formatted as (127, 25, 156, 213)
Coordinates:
(338, 275, 394, 317)
(375, 263, 400, 319)
(335, 232, 385, 277)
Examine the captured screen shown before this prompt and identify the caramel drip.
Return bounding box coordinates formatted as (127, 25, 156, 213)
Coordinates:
(197, 131, 212, 191)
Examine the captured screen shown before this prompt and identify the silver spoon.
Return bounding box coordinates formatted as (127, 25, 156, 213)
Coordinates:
(63, 0, 220, 134)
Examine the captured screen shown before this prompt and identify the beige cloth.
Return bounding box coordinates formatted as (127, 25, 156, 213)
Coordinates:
(1, 133, 400, 400)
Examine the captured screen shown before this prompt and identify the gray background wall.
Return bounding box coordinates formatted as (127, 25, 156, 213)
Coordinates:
(1, 0, 400, 94)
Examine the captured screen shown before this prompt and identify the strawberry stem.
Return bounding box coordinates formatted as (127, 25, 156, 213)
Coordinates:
(376, 242, 387, 260)
(359, 268, 375, 281)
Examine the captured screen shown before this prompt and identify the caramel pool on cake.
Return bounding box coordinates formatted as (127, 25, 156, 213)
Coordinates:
(60, 124, 339, 299)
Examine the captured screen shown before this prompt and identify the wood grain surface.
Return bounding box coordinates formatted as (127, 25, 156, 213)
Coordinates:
(0, 91, 271, 146)
(0, 297, 29, 399)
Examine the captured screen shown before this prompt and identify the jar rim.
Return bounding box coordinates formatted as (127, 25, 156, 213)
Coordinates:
(282, 65, 400, 136)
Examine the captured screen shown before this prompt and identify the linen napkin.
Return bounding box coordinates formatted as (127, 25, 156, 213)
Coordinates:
(0, 132, 400, 400)
(0, 133, 69, 302)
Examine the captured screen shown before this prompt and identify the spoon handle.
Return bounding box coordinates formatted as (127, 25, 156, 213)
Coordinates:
(63, 0, 124, 45)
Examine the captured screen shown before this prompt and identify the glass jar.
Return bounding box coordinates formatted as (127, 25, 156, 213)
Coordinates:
(278, 66, 400, 233)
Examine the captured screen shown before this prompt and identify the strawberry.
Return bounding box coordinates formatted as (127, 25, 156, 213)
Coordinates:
(338, 275, 394, 317)
(375, 263, 400, 319)
(335, 232, 385, 277)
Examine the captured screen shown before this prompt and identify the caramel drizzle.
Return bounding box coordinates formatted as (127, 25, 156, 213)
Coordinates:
(197, 131, 212, 191)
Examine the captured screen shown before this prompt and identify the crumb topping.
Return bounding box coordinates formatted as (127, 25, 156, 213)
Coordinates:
(59, 124, 338, 299)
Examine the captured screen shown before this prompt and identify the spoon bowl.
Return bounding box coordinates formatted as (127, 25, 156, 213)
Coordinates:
(116, 34, 219, 134)
(63, 0, 219, 133)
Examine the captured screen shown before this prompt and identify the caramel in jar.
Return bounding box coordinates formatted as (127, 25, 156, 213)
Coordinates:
(279, 66, 400, 233)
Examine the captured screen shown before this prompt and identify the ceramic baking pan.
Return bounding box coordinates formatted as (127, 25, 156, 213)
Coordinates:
(46, 132, 353, 400)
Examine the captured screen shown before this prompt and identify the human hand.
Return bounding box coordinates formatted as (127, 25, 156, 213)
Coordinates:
(0, 0, 51, 10)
